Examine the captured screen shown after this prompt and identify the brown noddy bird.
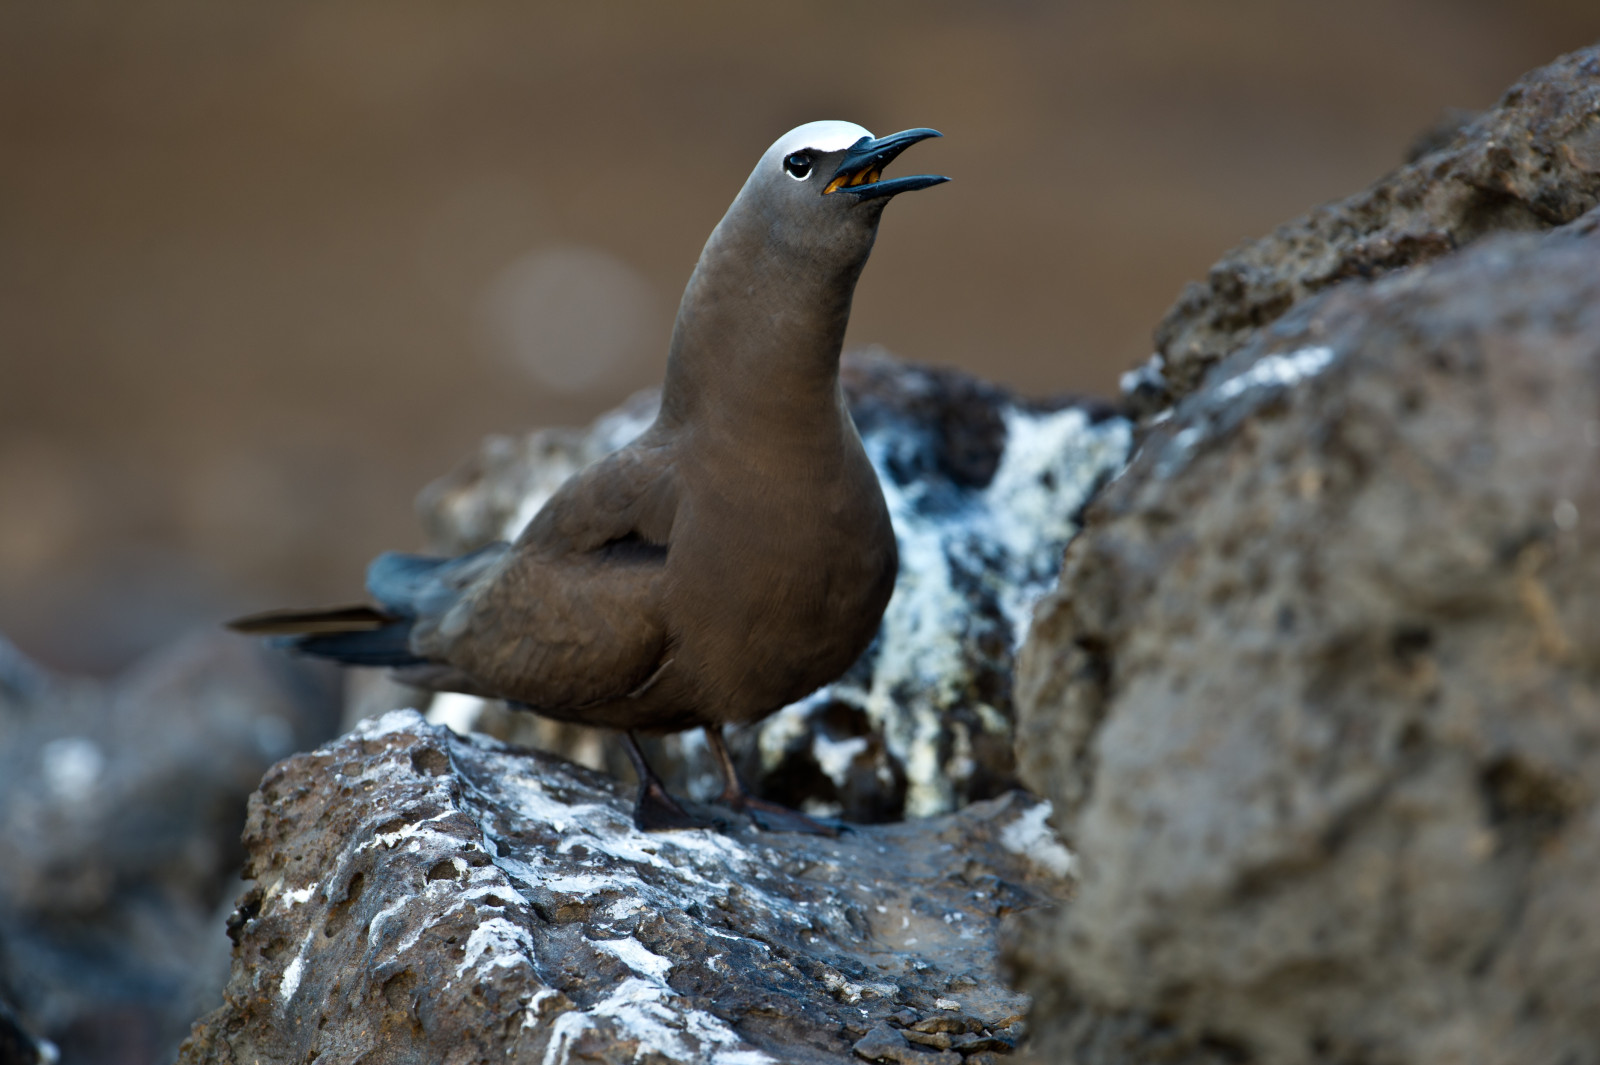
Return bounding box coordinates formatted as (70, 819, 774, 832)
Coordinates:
(230, 121, 948, 834)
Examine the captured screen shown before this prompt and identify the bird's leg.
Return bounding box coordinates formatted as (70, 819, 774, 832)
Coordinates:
(704, 725, 843, 837)
(621, 731, 711, 832)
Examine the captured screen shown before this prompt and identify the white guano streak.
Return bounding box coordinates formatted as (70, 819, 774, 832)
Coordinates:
(1212, 345, 1337, 402)
(999, 801, 1077, 878)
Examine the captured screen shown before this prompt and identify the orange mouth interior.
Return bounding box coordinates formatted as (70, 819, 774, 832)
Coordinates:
(822, 166, 883, 194)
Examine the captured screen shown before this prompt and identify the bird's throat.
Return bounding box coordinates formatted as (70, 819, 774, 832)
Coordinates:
(658, 217, 868, 435)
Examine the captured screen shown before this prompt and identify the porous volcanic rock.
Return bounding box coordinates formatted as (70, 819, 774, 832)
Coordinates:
(1133, 42, 1600, 414)
(0, 632, 343, 1065)
(179, 710, 1071, 1065)
(405, 350, 1129, 823)
(1013, 211, 1600, 1064)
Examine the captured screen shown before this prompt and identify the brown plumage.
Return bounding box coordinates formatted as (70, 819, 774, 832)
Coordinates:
(230, 121, 948, 832)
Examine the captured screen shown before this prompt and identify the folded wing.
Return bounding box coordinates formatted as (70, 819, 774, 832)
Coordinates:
(403, 440, 681, 713)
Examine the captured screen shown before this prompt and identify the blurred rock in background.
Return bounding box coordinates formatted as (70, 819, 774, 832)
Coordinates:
(0, 632, 343, 1064)
(385, 351, 1128, 823)
(1013, 43, 1600, 1065)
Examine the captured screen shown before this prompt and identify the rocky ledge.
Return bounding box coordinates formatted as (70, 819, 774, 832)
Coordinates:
(179, 711, 1071, 1065)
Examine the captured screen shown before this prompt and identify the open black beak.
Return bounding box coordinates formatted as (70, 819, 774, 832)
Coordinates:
(823, 128, 949, 200)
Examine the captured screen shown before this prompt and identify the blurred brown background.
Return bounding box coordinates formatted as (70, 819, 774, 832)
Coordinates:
(3, 0, 1597, 674)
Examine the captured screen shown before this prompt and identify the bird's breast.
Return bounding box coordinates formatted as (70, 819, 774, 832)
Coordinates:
(660, 436, 896, 721)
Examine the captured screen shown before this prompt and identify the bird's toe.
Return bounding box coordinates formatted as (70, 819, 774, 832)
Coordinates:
(737, 796, 845, 837)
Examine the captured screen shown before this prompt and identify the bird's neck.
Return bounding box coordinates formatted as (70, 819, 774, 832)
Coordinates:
(658, 211, 871, 439)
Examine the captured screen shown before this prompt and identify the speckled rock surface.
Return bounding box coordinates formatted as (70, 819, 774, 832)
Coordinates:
(179, 710, 1071, 1065)
(1134, 42, 1600, 414)
(404, 350, 1129, 823)
(1013, 211, 1600, 1064)
(0, 632, 342, 1065)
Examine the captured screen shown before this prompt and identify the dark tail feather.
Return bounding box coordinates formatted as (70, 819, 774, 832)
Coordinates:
(227, 605, 395, 636)
(290, 621, 424, 667)
(227, 604, 426, 667)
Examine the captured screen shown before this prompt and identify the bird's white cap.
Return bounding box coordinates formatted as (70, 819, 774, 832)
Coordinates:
(768, 121, 873, 159)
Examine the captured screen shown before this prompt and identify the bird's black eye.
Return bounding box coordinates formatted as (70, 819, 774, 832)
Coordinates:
(783, 152, 813, 180)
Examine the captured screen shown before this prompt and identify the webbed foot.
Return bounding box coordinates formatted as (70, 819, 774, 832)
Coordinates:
(622, 730, 715, 832)
(633, 780, 716, 832)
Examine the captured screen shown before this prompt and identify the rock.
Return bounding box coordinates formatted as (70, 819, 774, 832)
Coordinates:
(0, 632, 343, 1065)
(1141, 42, 1600, 413)
(180, 710, 1068, 1064)
(1401, 107, 1483, 165)
(1014, 208, 1600, 1064)
(907, 1015, 984, 1036)
(854, 1022, 960, 1064)
(406, 350, 1130, 822)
